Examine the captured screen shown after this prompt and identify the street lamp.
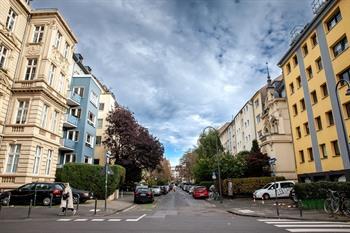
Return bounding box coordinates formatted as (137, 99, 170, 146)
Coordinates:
(335, 79, 350, 164)
(202, 126, 223, 203)
(104, 150, 113, 211)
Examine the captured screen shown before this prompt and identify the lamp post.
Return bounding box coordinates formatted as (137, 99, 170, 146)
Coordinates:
(104, 150, 112, 211)
(269, 157, 279, 216)
(335, 79, 350, 164)
(202, 126, 223, 203)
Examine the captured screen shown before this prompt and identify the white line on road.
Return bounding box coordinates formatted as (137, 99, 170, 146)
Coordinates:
(265, 221, 346, 224)
(126, 214, 147, 222)
(257, 219, 292, 222)
(122, 205, 136, 213)
(74, 219, 88, 222)
(89, 209, 100, 212)
(108, 219, 122, 222)
(57, 219, 71, 222)
(287, 229, 350, 232)
(276, 225, 350, 228)
(238, 209, 255, 213)
(91, 219, 105, 222)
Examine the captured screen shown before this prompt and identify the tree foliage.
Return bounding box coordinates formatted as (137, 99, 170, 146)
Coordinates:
(196, 129, 224, 159)
(179, 150, 198, 181)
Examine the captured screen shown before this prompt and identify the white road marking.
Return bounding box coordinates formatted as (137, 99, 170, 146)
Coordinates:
(122, 205, 136, 213)
(238, 209, 254, 213)
(91, 219, 105, 222)
(89, 209, 100, 212)
(265, 221, 346, 224)
(257, 219, 292, 222)
(74, 219, 88, 222)
(276, 225, 350, 228)
(57, 219, 71, 222)
(287, 229, 350, 233)
(108, 219, 122, 222)
(126, 214, 147, 222)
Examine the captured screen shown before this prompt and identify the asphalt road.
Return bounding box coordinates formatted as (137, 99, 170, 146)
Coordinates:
(1, 189, 349, 233)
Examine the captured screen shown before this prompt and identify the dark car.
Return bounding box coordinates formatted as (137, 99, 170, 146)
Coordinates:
(56, 183, 94, 204)
(0, 182, 63, 206)
(134, 187, 154, 204)
(160, 186, 168, 195)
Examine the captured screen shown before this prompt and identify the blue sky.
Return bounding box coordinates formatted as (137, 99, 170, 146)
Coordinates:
(33, 0, 313, 166)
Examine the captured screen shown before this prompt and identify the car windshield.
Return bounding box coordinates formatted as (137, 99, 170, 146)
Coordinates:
(136, 188, 149, 192)
(262, 183, 272, 189)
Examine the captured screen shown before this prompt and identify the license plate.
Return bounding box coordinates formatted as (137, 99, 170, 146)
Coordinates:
(140, 194, 146, 196)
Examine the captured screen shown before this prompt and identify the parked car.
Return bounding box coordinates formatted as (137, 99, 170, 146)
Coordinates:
(192, 186, 209, 199)
(151, 186, 162, 196)
(253, 181, 295, 200)
(56, 182, 94, 204)
(189, 186, 197, 194)
(0, 182, 63, 206)
(134, 187, 154, 204)
(160, 186, 168, 195)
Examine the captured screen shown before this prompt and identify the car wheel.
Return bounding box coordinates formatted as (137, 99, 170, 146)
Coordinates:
(1, 197, 10, 206)
(43, 197, 51, 206)
(262, 193, 270, 200)
(73, 196, 79, 204)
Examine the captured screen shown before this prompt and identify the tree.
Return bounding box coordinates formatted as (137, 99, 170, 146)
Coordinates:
(250, 139, 260, 153)
(179, 150, 198, 181)
(219, 153, 247, 179)
(195, 129, 224, 159)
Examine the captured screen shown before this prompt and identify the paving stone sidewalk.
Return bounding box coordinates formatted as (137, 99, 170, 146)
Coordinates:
(0, 194, 134, 220)
(207, 197, 350, 222)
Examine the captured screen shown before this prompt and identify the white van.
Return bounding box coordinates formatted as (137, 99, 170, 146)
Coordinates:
(253, 181, 295, 199)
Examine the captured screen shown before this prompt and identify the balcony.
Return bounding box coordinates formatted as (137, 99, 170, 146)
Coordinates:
(59, 138, 75, 151)
(63, 114, 78, 128)
(67, 91, 81, 106)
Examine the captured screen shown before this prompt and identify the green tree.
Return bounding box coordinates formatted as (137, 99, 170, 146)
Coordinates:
(219, 153, 247, 179)
(193, 157, 214, 182)
(195, 129, 224, 159)
(250, 139, 260, 153)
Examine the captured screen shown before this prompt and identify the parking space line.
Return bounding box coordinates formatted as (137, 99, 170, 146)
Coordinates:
(122, 205, 136, 212)
(74, 219, 88, 222)
(57, 219, 71, 222)
(108, 219, 122, 222)
(126, 214, 147, 222)
(91, 219, 105, 222)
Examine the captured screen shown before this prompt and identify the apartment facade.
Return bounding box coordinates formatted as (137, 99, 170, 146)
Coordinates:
(0, 0, 78, 188)
(278, 0, 350, 182)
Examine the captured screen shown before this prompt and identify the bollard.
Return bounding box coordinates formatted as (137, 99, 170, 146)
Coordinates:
(298, 200, 303, 217)
(27, 199, 32, 218)
(94, 197, 97, 215)
(49, 193, 53, 208)
(76, 194, 80, 211)
(261, 197, 264, 205)
(7, 193, 11, 207)
(65, 197, 68, 216)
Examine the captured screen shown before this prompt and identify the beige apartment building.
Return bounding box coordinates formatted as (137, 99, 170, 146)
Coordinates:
(0, 0, 77, 188)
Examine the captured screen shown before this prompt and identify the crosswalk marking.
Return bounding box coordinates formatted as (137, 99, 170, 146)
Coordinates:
(287, 229, 350, 233)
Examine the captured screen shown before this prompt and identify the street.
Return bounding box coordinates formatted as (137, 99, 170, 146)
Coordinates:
(1, 189, 350, 233)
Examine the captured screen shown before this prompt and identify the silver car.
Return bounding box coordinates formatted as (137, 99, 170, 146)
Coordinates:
(151, 186, 161, 196)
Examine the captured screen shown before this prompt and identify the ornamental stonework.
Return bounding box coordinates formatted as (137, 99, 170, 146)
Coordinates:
(26, 44, 42, 56)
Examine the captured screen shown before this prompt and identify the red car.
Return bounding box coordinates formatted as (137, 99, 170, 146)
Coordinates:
(192, 186, 209, 199)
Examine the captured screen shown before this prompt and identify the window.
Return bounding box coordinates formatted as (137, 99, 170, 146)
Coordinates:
(311, 90, 318, 104)
(254, 99, 259, 108)
(339, 67, 350, 81)
(289, 83, 294, 94)
(16, 100, 29, 124)
(286, 63, 291, 74)
(304, 122, 310, 135)
(315, 116, 322, 131)
(256, 114, 261, 123)
(293, 55, 298, 66)
(60, 153, 76, 165)
(299, 150, 305, 163)
(320, 144, 328, 159)
(84, 156, 92, 164)
(57, 73, 64, 93)
(45, 150, 53, 175)
(307, 147, 314, 161)
(85, 134, 94, 148)
(296, 76, 301, 88)
(97, 119, 103, 128)
(33, 25, 44, 43)
(344, 102, 350, 118)
(54, 31, 62, 48)
(296, 126, 301, 138)
(332, 36, 348, 57)
(48, 64, 55, 85)
(0, 45, 8, 69)
(64, 42, 70, 58)
(306, 66, 313, 79)
(6, 8, 17, 31)
(67, 130, 79, 141)
(88, 111, 96, 126)
(51, 110, 58, 132)
(320, 83, 328, 97)
(332, 140, 340, 156)
(24, 58, 37, 80)
(90, 91, 98, 106)
(326, 110, 334, 126)
(6, 144, 21, 173)
(73, 87, 84, 97)
(311, 33, 318, 46)
(99, 103, 105, 110)
(300, 98, 306, 111)
(33, 146, 42, 175)
(292, 104, 298, 116)
(96, 136, 102, 146)
(302, 44, 308, 56)
(326, 9, 342, 31)
(70, 108, 81, 118)
(280, 182, 294, 189)
(40, 104, 49, 128)
(316, 57, 323, 71)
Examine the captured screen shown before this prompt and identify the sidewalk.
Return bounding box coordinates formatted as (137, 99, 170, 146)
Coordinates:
(207, 197, 350, 222)
(0, 194, 134, 220)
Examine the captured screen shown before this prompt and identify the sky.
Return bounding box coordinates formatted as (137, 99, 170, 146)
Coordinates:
(33, 0, 314, 166)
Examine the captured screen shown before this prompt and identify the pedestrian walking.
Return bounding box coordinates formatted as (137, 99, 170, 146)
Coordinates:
(60, 183, 76, 215)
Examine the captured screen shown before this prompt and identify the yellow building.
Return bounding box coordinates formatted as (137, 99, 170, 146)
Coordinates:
(0, 0, 77, 188)
(278, 0, 350, 182)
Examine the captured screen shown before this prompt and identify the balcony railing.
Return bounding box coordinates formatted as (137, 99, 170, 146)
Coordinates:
(63, 114, 78, 128)
(59, 138, 75, 151)
(67, 91, 81, 106)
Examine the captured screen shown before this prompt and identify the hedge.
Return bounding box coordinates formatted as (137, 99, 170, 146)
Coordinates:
(294, 181, 350, 200)
(222, 176, 285, 196)
(56, 163, 125, 199)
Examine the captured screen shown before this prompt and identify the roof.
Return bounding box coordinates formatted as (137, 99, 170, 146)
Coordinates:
(218, 122, 230, 136)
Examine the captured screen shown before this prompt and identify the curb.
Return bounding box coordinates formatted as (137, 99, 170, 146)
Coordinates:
(227, 210, 350, 222)
(94, 203, 135, 217)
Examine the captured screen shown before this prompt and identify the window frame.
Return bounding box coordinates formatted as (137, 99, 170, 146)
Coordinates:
(45, 149, 53, 175)
(24, 58, 38, 80)
(326, 9, 342, 31)
(6, 8, 17, 32)
(332, 36, 348, 58)
(33, 146, 42, 175)
(32, 25, 45, 43)
(0, 44, 8, 69)
(6, 144, 21, 173)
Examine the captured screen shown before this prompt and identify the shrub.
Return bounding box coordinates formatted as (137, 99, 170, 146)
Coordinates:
(294, 181, 350, 200)
(222, 176, 285, 196)
(56, 163, 125, 199)
(198, 181, 214, 189)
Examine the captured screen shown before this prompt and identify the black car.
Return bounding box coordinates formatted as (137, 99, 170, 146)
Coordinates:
(134, 187, 154, 204)
(56, 183, 94, 204)
(0, 182, 63, 206)
(160, 186, 168, 195)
